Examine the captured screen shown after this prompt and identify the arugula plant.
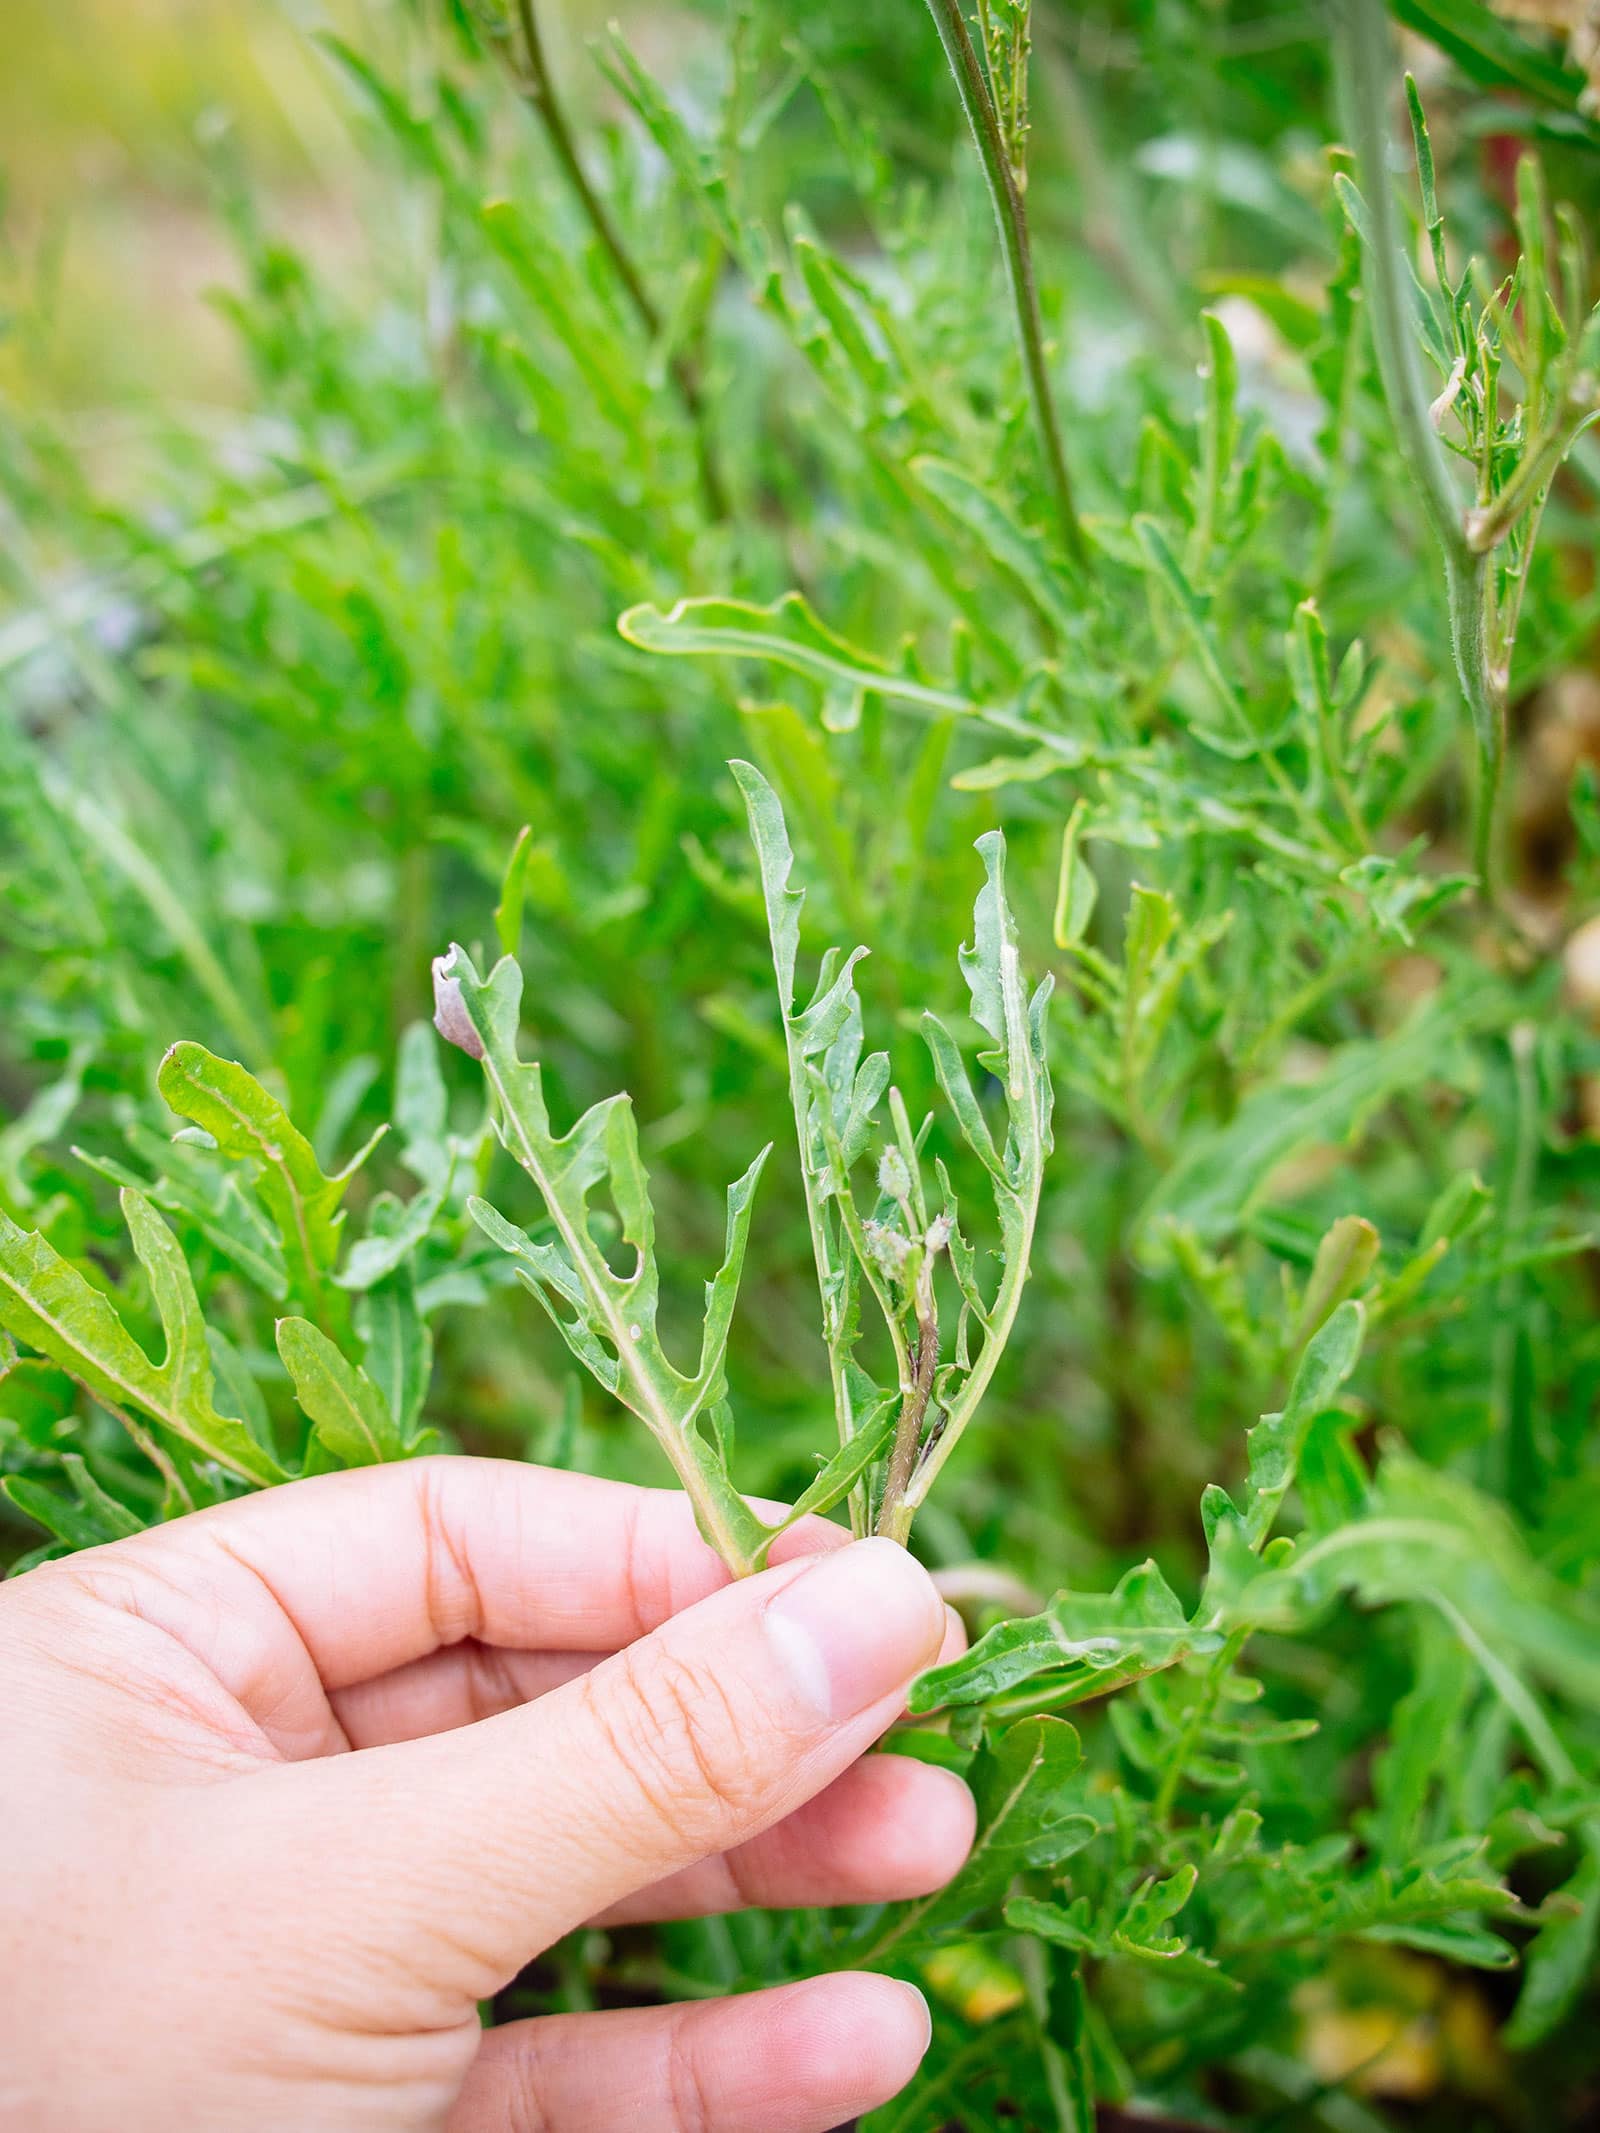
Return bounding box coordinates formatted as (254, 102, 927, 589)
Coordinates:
(432, 761, 1051, 1566)
(5, 0, 1600, 2124)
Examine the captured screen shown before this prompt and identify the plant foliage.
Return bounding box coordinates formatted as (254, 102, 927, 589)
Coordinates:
(4, 0, 1600, 2122)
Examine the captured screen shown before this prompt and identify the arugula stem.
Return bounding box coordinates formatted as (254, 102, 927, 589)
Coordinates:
(1485, 1023, 1538, 1501)
(1151, 1625, 1249, 1825)
(876, 1293, 939, 1542)
(85, 1395, 195, 1514)
(902, 1172, 1040, 1516)
(481, 1050, 760, 1575)
(778, 1063, 872, 1538)
(808, 1070, 915, 1409)
(922, 0, 1089, 573)
(1465, 404, 1596, 553)
(508, 0, 728, 519)
(1333, 0, 1503, 897)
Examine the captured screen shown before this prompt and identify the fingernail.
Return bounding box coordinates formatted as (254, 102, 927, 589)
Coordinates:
(765, 1537, 945, 1720)
(892, 1979, 934, 2057)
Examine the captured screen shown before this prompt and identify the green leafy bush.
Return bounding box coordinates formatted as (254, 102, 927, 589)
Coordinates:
(5, 0, 1600, 2122)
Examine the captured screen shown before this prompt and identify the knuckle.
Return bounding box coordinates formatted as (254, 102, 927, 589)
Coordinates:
(586, 1642, 773, 1853)
(461, 1640, 525, 1725)
(506, 2052, 556, 2133)
(662, 2016, 716, 2133)
(413, 1459, 488, 1646)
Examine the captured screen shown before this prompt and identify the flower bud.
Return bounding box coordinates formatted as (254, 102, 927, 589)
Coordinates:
(432, 950, 485, 1059)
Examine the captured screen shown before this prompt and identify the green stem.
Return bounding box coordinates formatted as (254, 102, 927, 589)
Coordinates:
(83, 1395, 195, 1515)
(509, 0, 728, 519)
(1333, 0, 1503, 896)
(902, 1174, 1041, 1516)
(481, 1051, 760, 1575)
(775, 1054, 874, 1540)
(1485, 1023, 1538, 1501)
(808, 1070, 915, 1402)
(923, 0, 1089, 573)
(1152, 1625, 1250, 1825)
(1464, 402, 1595, 553)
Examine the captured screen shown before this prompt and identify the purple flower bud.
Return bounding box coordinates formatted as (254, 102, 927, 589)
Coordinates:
(432, 951, 484, 1059)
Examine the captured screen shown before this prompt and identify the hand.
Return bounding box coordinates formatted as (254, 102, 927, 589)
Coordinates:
(0, 1458, 973, 2132)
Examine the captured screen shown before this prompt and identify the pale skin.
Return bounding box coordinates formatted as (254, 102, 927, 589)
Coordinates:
(0, 1457, 976, 2132)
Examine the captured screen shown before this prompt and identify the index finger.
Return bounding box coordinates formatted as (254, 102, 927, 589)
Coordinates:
(56, 1456, 847, 1694)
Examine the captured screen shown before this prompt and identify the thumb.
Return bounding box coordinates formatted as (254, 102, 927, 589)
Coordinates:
(275, 1536, 947, 2010)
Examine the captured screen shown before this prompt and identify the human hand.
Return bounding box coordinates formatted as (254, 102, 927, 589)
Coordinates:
(0, 1459, 972, 2131)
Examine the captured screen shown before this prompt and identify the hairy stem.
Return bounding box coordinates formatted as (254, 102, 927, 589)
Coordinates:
(877, 1291, 939, 1543)
(509, 0, 728, 518)
(782, 1070, 874, 1540)
(809, 1073, 915, 1407)
(923, 0, 1089, 572)
(903, 1179, 1041, 1516)
(1465, 403, 1595, 554)
(1333, 0, 1503, 894)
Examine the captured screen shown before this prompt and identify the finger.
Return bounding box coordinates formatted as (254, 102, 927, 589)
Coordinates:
(593, 1754, 975, 1923)
(278, 1537, 948, 2008)
(448, 1974, 932, 2133)
(329, 1591, 965, 1750)
(330, 1646, 599, 1747)
(60, 1459, 846, 1754)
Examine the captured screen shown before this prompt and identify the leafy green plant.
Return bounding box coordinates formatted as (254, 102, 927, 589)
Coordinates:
(431, 760, 1050, 1564)
(5, 0, 1600, 2123)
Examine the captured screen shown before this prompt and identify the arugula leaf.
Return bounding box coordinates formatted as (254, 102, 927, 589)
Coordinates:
(911, 1561, 1219, 1715)
(436, 943, 773, 1576)
(276, 1315, 415, 1468)
(157, 1043, 378, 1320)
(0, 1192, 283, 1488)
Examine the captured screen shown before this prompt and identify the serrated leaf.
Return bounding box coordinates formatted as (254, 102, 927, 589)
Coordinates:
(933, 1717, 1097, 1924)
(912, 1560, 1218, 1713)
(439, 943, 770, 1577)
(694, 1144, 772, 1404)
(731, 757, 806, 1013)
(157, 1043, 369, 1312)
(1242, 1300, 1365, 1546)
(0, 1195, 282, 1486)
